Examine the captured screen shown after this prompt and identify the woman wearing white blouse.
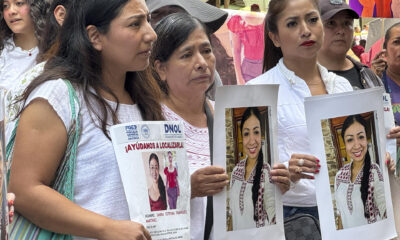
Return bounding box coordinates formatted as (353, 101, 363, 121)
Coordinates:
(0, 0, 48, 90)
(335, 115, 386, 229)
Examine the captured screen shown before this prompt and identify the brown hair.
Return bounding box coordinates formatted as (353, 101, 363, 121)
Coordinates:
(18, 0, 164, 139)
(263, 0, 320, 72)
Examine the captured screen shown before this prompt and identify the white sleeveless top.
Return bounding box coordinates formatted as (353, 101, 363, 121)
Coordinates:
(24, 79, 142, 240)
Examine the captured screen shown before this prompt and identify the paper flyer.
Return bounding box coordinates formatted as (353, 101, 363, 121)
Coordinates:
(304, 88, 397, 240)
(213, 85, 285, 240)
(110, 121, 190, 240)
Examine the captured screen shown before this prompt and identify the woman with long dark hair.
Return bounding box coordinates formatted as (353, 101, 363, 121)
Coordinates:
(148, 153, 167, 211)
(151, 13, 229, 239)
(335, 115, 386, 229)
(248, 0, 353, 219)
(229, 107, 289, 230)
(8, 0, 160, 238)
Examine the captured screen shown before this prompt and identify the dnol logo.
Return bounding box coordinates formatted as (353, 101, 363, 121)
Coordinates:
(164, 124, 182, 134)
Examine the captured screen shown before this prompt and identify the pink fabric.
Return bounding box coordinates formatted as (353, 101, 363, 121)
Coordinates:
(227, 15, 264, 60)
(363, 38, 384, 67)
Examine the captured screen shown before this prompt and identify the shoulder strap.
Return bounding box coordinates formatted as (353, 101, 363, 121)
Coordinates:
(204, 100, 214, 240)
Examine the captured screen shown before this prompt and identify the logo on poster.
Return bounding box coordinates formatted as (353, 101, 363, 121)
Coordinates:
(125, 125, 139, 140)
(164, 124, 182, 138)
(141, 124, 150, 139)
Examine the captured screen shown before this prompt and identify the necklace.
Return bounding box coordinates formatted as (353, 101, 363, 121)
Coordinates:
(27, 48, 34, 57)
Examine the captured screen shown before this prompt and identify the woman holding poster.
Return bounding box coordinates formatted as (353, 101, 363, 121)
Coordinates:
(248, 0, 353, 219)
(335, 115, 386, 229)
(7, 0, 161, 239)
(229, 107, 283, 230)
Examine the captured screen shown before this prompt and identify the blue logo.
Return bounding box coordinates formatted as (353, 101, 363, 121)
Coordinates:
(125, 125, 139, 140)
(141, 124, 150, 138)
(164, 124, 182, 134)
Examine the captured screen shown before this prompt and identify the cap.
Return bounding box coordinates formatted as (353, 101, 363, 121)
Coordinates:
(147, 0, 228, 33)
(319, 0, 359, 21)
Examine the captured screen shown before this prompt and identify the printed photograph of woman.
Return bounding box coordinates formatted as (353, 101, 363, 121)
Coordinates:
(323, 113, 386, 230)
(227, 107, 276, 231)
(164, 151, 179, 210)
(146, 153, 167, 212)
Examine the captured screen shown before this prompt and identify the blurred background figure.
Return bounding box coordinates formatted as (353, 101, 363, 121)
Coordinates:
(318, 0, 382, 90)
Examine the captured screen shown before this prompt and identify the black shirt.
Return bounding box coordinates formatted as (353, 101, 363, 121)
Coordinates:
(330, 66, 363, 89)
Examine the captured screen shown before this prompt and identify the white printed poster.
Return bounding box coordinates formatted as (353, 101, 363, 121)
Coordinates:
(304, 88, 397, 240)
(213, 85, 285, 240)
(110, 121, 190, 240)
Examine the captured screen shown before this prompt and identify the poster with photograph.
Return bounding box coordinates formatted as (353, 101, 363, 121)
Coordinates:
(110, 121, 190, 240)
(304, 88, 396, 240)
(213, 85, 285, 240)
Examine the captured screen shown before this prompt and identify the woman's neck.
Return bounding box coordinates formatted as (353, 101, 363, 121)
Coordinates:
(387, 66, 400, 85)
(101, 67, 133, 105)
(283, 57, 320, 82)
(245, 157, 257, 181)
(351, 159, 364, 181)
(164, 92, 207, 128)
(318, 52, 353, 71)
(13, 32, 37, 51)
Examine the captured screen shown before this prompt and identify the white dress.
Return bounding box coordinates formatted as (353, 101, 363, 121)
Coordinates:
(0, 38, 38, 91)
(22, 79, 142, 240)
(229, 158, 275, 230)
(162, 104, 212, 240)
(335, 161, 386, 228)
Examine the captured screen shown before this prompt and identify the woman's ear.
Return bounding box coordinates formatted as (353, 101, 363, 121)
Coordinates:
(268, 31, 281, 48)
(86, 25, 102, 51)
(54, 5, 67, 26)
(154, 60, 167, 81)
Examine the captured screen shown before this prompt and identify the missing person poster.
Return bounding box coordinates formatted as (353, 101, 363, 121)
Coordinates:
(304, 88, 397, 240)
(110, 121, 190, 240)
(213, 85, 285, 240)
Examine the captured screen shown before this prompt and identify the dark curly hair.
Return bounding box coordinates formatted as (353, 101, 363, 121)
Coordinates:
(0, 0, 52, 55)
(37, 0, 72, 62)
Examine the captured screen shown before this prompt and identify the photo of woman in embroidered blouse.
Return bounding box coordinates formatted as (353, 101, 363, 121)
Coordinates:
(147, 153, 167, 212)
(228, 107, 289, 231)
(334, 114, 386, 229)
(164, 151, 179, 210)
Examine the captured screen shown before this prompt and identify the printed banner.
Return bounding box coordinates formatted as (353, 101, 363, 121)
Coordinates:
(110, 121, 190, 240)
(213, 85, 285, 240)
(304, 88, 397, 240)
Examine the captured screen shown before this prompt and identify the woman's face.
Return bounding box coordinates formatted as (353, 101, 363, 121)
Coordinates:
(99, 0, 157, 73)
(2, 0, 34, 35)
(320, 11, 354, 57)
(168, 152, 173, 163)
(149, 158, 159, 182)
(242, 115, 262, 161)
(343, 121, 368, 163)
(269, 0, 323, 61)
(386, 26, 400, 72)
(155, 26, 216, 99)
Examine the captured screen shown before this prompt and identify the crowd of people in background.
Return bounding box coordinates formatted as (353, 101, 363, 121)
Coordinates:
(0, 0, 399, 239)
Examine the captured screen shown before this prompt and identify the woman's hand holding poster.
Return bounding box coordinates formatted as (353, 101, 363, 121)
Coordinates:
(110, 121, 190, 240)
